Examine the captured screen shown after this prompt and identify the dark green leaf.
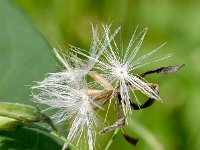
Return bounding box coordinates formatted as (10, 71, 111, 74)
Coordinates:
(0, 128, 62, 150)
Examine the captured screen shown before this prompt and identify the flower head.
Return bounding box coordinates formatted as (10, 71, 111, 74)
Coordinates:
(64, 82, 98, 150)
(32, 68, 99, 150)
(92, 25, 170, 114)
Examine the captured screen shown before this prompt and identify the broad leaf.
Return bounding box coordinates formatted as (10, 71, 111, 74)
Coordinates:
(0, 0, 58, 104)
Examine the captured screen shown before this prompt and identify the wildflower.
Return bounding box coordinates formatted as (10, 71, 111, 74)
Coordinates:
(91, 25, 171, 114)
(32, 24, 172, 150)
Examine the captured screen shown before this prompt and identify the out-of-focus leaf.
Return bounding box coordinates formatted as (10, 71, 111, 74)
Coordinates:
(0, 0, 58, 104)
(0, 128, 62, 150)
(0, 1, 61, 149)
(0, 116, 23, 131)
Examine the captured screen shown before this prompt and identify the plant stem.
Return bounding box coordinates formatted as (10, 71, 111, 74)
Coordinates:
(104, 128, 120, 150)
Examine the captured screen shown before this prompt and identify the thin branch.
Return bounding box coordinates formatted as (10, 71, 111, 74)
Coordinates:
(130, 98, 155, 110)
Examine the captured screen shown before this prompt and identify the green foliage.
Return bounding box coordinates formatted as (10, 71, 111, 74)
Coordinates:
(0, 128, 61, 150)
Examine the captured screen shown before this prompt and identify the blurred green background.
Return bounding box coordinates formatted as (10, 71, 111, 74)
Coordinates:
(0, 0, 200, 150)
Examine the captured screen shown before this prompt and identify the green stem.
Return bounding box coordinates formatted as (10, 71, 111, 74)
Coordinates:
(105, 128, 120, 150)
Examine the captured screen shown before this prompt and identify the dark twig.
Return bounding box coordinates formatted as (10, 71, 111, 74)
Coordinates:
(118, 92, 156, 110)
(121, 128, 139, 146)
(130, 98, 155, 110)
(139, 64, 185, 78)
(100, 118, 125, 134)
